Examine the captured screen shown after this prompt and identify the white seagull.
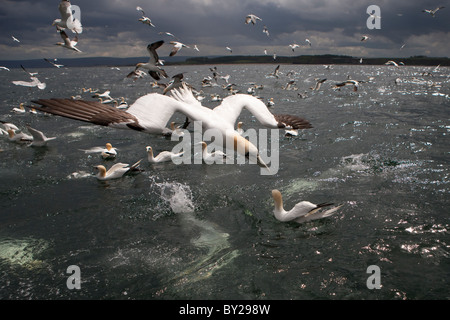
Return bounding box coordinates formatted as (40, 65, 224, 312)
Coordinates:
(271, 189, 343, 224)
(146, 146, 184, 163)
(422, 6, 445, 17)
(55, 30, 82, 52)
(136, 6, 155, 27)
(169, 41, 190, 56)
(26, 125, 57, 147)
(80, 142, 118, 159)
(30, 84, 313, 169)
(52, 0, 83, 34)
(245, 14, 262, 25)
(94, 160, 142, 181)
(133, 41, 168, 81)
(12, 65, 46, 90)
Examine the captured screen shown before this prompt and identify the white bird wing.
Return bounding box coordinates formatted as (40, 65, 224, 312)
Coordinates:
(147, 40, 164, 64)
(26, 126, 55, 142)
(59, 0, 82, 33)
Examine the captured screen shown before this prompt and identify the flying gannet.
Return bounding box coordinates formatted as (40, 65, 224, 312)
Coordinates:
(44, 58, 64, 68)
(52, 0, 83, 34)
(12, 65, 46, 90)
(146, 146, 184, 163)
(133, 41, 168, 81)
(136, 6, 155, 27)
(422, 6, 445, 17)
(310, 78, 327, 91)
(263, 26, 270, 36)
(0, 66, 10, 71)
(245, 14, 262, 25)
(332, 80, 360, 92)
(55, 30, 82, 52)
(271, 189, 343, 224)
(30, 84, 313, 169)
(289, 43, 300, 52)
(11, 36, 20, 43)
(169, 41, 190, 56)
(94, 160, 142, 181)
(361, 35, 369, 42)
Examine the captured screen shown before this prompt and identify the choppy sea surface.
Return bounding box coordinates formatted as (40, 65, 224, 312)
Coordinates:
(0, 63, 448, 300)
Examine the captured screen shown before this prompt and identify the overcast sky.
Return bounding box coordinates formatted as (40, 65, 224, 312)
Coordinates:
(0, 0, 449, 61)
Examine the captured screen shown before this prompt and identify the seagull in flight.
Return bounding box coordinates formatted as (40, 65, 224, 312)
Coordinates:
(55, 30, 82, 52)
(132, 40, 168, 81)
(422, 6, 445, 17)
(52, 0, 83, 34)
(169, 41, 190, 56)
(136, 6, 155, 27)
(30, 84, 313, 169)
(245, 14, 262, 25)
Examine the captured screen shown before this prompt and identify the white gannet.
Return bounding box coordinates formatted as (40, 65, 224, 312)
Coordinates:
(332, 80, 360, 92)
(126, 69, 146, 81)
(263, 26, 270, 37)
(245, 14, 262, 25)
(305, 39, 312, 46)
(271, 189, 343, 224)
(268, 65, 280, 78)
(133, 41, 168, 81)
(52, 0, 83, 34)
(422, 6, 445, 17)
(169, 121, 185, 139)
(30, 84, 313, 168)
(12, 65, 46, 90)
(266, 98, 275, 107)
(198, 141, 228, 164)
(163, 73, 185, 95)
(11, 35, 20, 43)
(146, 146, 183, 163)
(55, 30, 82, 52)
(226, 47, 233, 53)
(169, 41, 190, 57)
(385, 60, 400, 68)
(0, 66, 10, 71)
(193, 44, 200, 52)
(80, 143, 118, 159)
(361, 35, 369, 42)
(236, 121, 244, 135)
(136, 6, 155, 27)
(6, 129, 33, 144)
(93, 90, 112, 100)
(289, 43, 300, 52)
(26, 125, 57, 147)
(94, 159, 142, 181)
(44, 58, 64, 68)
(114, 97, 129, 109)
(12, 103, 26, 114)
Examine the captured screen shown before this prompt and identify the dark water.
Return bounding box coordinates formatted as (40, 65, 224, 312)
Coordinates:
(0, 64, 448, 300)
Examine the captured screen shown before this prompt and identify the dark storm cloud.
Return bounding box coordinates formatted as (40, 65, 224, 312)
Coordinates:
(0, 0, 448, 60)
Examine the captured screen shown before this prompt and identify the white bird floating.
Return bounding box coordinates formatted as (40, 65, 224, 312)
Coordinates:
(146, 146, 184, 163)
(80, 143, 118, 159)
(271, 189, 343, 224)
(94, 160, 143, 181)
(30, 84, 313, 169)
(52, 0, 83, 34)
(198, 141, 228, 164)
(12, 103, 26, 114)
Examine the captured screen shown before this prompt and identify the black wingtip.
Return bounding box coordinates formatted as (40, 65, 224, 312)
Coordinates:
(274, 114, 313, 130)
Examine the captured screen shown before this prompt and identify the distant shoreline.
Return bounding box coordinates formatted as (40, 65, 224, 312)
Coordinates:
(0, 54, 448, 69)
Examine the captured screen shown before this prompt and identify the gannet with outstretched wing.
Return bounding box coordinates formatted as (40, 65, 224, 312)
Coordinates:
(55, 30, 81, 52)
(29, 84, 313, 168)
(26, 125, 57, 147)
(133, 41, 168, 80)
(271, 189, 343, 224)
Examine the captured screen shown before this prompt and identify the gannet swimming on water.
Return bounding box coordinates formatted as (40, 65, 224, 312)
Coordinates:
(133, 41, 168, 81)
(55, 30, 82, 52)
(198, 141, 228, 164)
(146, 146, 184, 163)
(80, 143, 118, 159)
(12, 103, 26, 114)
(236, 121, 244, 135)
(12, 65, 46, 90)
(93, 90, 112, 99)
(26, 125, 56, 147)
(169, 41, 190, 56)
(422, 6, 445, 17)
(94, 160, 142, 181)
(6, 129, 33, 144)
(271, 189, 343, 224)
(30, 84, 313, 168)
(52, 0, 83, 34)
(245, 14, 262, 25)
